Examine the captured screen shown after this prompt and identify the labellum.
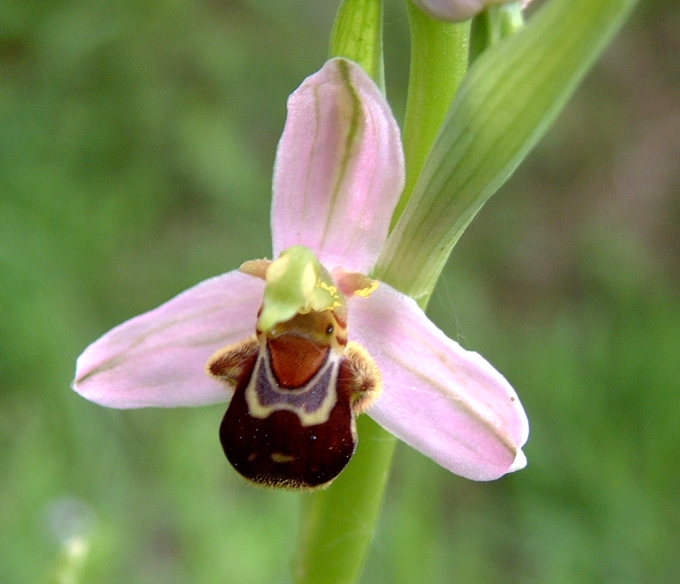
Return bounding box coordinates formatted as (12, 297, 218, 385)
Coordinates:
(207, 247, 382, 490)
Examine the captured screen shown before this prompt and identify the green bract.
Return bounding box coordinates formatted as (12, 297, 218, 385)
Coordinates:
(375, 0, 639, 305)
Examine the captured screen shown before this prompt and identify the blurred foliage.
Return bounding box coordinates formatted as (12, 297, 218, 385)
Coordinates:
(1, 0, 678, 583)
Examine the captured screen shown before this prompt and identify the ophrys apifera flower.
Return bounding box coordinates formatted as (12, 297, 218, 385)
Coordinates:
(73, 58, 528, 489)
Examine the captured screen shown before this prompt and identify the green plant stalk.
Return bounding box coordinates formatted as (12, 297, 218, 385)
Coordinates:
(330, 0, 385, 91)
(392, 1, 470, 230)
(294, 2, 396, 583)
(376, 0, 639, 307)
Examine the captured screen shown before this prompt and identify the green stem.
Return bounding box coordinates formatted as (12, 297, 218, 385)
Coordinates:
(391, 1, 470, 230)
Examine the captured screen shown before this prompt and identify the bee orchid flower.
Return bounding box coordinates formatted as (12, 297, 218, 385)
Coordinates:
(73, 58, 528, 489)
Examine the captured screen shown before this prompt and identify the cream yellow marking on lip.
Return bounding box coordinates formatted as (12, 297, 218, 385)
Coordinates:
(244, 350, 340, 427)
(271, 452, 296, 463)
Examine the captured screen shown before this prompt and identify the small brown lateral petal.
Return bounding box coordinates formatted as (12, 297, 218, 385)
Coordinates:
(239, 259, 271, 280)
(332, 267, 379, 298)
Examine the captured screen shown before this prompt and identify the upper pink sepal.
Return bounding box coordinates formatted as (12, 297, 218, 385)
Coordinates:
(349, 284, 529, 480)
(271, 58, 405, 274)
(73, 271, 264, 408)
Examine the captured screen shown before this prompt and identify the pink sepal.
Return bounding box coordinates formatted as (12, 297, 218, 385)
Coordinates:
(271, 58, 404, 274)
(349, 284, 529, 480)
(73, 271, 264, 408)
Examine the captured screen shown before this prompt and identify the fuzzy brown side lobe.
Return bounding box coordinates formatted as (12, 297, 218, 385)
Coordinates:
(207, 336, 259, 386)
(344, 342, 383, 415)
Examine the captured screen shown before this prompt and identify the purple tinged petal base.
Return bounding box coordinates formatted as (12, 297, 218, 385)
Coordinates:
(349, 284, 528, 481)
(73, 271, 264, 408)
(411, 0, 512, 22)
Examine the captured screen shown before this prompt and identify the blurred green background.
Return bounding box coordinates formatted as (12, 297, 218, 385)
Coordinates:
(1, 0, 678, 582)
